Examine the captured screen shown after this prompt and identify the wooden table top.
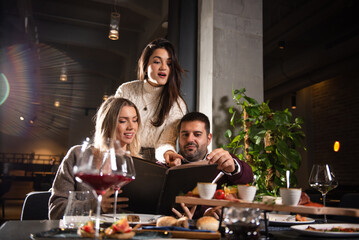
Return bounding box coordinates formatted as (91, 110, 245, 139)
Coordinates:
(176, 196, 359, 217)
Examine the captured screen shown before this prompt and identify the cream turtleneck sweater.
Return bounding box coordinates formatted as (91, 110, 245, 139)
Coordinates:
(115, 80, 186, 163)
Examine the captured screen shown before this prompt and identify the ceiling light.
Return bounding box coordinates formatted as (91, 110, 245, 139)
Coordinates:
(54, 101, 60, 107)
(334, 141, 340, 152)
(291, 94, 296, 109)
(278, 41, 286, 50)
(20, 116, 24, 121)
(60, 64, 67, 81)
(161, 21, 168, 29)
(109, 12, 120, 40)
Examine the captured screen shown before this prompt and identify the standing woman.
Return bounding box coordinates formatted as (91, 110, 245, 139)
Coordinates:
(116, 38, 187, 166)
(49, 96, 141, 219)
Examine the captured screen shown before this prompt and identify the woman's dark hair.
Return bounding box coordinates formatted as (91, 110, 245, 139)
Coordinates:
(137, 38, 186, 127)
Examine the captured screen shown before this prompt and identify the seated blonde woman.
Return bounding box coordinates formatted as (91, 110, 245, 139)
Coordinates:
(49, 96, 141, 219)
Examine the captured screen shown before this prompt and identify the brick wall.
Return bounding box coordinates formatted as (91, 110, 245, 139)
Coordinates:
(310, 76, 359, 186)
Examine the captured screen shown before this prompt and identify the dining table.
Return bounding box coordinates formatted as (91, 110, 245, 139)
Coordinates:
(1, 218, 359, 240)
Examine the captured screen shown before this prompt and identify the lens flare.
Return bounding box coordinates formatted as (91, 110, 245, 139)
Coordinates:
(0, 73, 10, 105)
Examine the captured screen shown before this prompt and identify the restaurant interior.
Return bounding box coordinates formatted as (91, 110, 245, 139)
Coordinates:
(1, 0, 359, 238)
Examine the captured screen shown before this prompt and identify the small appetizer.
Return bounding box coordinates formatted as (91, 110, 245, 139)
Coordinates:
(295, 214, 307, 222)
(105, 217, 135, 239)
(77, 220, 95, 238)
(156, 216, 177, 227)
(126, 215, 140, 222)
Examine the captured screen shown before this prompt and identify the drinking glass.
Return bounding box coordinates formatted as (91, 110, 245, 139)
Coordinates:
(112, 142, 136, 221)
(74, 139, 132, 237)
(63, 191, 94, 228)
(308, 164, 338, 223)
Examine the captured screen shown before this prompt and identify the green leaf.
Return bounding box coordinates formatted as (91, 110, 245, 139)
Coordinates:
(230, 112, 236, 127)
(246, 106, 261, 117)
(229, 106, 234, 114)
(273, 112, 290, 125)
(243, 96, 258, 105)
(224, 129, 232, 138)
(263, 120, 276, 130)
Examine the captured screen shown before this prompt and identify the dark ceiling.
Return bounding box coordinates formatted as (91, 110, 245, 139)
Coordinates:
(0, 0, 168, 139)
(1, 0, 359, 141)
(263, 0, 359, 100)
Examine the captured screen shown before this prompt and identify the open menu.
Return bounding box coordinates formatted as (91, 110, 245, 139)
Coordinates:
(120, 157, 218, 215)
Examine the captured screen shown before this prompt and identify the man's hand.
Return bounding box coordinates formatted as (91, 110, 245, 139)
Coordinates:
(203, 206, 222, 219)
(172, 203, 197, 219)
(206, 148, 235, 173)
(101, 188, 129, 213)
(164, 150, 183, 167)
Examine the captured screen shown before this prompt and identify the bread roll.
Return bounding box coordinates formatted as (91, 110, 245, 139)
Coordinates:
(176, 216, 189, 228)
(156, 216, 177, 227)
(196, 216, 219, 231)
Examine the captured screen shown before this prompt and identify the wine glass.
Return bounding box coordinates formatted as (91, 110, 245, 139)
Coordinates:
(308, 164, 338, 223)
(74, 139, 132, 237)
(112, 141, 136, 221)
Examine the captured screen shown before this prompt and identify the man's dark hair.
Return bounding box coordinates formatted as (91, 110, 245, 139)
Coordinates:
(178, 112, 210, 135)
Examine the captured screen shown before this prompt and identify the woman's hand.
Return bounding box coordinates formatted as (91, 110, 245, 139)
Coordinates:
(164, 150, 183, 167)
(172, 203, 197, 219)
(101, 188, 129, 213)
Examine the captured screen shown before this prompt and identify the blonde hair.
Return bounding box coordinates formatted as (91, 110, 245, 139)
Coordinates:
(93, 96, 141, 157)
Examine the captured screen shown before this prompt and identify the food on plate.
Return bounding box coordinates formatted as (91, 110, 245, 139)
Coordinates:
(295, 214, 307, 222)
(298, 192, 310, 205)
(196, 216, 219, 231)
(126, 214, 140, 222)
(104, 217, 135, 239)
(77, 220, 95, 238)
(223, 185, 238, 195)
(303, 201, 324, 207)
(176, 216, 189, 228)
(214, 189, 225, 199)
(306, 226, 359, 232)
(156, 216, 178, 227)
(186, 186, 199, 197)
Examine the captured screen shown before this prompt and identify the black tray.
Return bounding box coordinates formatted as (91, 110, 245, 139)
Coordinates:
(30, 228, 171, 240)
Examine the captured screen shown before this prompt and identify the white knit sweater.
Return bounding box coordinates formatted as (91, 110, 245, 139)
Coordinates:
(115, 80, 187, 163)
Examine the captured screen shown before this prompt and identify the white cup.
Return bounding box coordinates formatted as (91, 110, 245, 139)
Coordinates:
(197, 182, 217, 200)
(280, 188, 302, 206)
(63, 191, 95, 228)
(237, 185, 257, 202)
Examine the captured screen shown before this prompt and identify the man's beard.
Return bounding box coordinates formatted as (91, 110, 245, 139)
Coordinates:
(180, 142, 207, 162)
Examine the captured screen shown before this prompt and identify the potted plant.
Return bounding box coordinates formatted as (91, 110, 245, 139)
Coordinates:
(224, 88, 306, 197)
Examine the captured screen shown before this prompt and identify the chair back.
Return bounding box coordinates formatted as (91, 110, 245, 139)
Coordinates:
(21, 191, 51, 220)
(334, 193, 359, 223)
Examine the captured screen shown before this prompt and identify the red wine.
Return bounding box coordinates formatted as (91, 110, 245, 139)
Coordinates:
(75, 173, 133, 195)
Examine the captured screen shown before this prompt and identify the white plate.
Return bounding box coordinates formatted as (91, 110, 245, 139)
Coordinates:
(101, 213, 163, 224)
(267, 213, 315, 226)
(291, 223, 359, 237)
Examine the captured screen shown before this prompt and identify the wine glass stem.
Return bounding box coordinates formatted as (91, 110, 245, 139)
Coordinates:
(95, 194, 102, 238)
(322, 193, 327, 223)
(113, 189, 119, 221)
